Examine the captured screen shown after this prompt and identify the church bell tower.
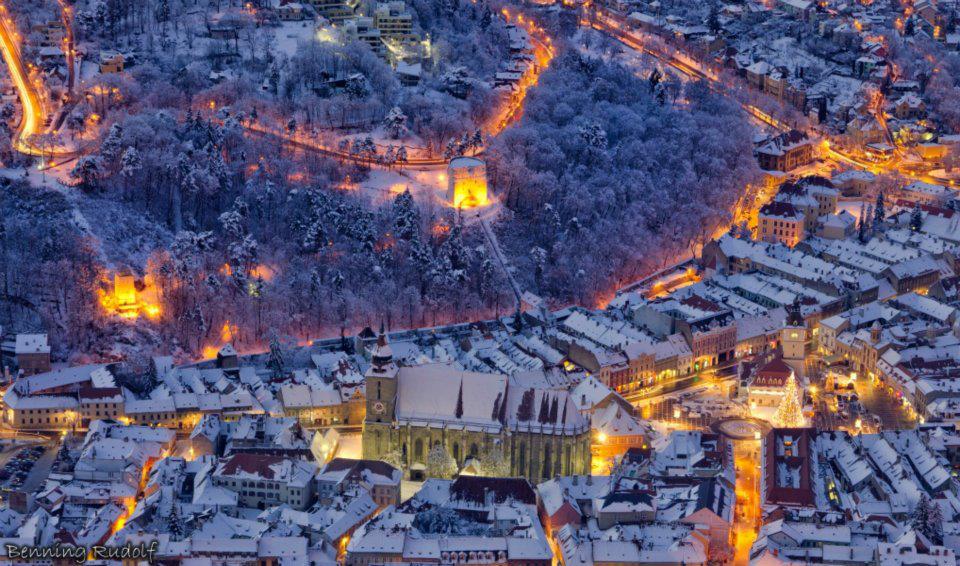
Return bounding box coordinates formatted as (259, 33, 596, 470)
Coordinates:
(781, 298, 807, 379)
(365, 331, 398, 425)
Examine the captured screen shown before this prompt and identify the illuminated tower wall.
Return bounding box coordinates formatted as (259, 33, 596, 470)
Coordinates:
(447, 156, 488, 208)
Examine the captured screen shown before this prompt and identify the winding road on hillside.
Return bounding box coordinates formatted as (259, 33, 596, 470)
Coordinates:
(0, 3, 77, 161)
(0, 0, 926, 184)
(0, 0, 936, 308)
(239, 9, 555, 170)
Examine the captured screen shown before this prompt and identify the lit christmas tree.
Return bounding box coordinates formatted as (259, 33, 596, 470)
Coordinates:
(773, 371, 806, 428)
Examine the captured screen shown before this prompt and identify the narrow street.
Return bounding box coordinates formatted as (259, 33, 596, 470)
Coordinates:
(733, 439, 762, 565)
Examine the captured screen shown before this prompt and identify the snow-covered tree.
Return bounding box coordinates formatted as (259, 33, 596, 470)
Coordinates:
(345, 75, 369, 100)
(530, 246, 547, 291)
(384, 107, 407, 139)
(383, 145, 397, 168)
(119, 146, 142, 179)
(301, 220, 326, 254)
(443, 138, 460, 160)
(267, 333, 285, 379)
(857, 202, 867, 244)
(99, 123, 123, 163)
(773, 372, 805, 428)
(412, 507, 489, 535)
(427, 443, 458, 478)
(393, 189, 421, 240)
(480, 444, 511, 477)
(910, 203, 923, 231)
(168, 502, 185, 541)
(913, 494, 930, 531)
(379, 448, 405, 469)
(578, 122, 608, 151)
(649, 68, 662, 93)
(219, 210, 246, 240)
(914, 494, 944, 544)
(873, 191, 886, 231)
(440, 67, 471, 98)
(70, 156, 102, 190)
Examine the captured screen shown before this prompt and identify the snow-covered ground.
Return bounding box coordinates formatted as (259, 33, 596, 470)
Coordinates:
(837, 198, 871, 220)
(274, 20, 320, 58)
(351, 168, 446, 206)
(352, 167, 501, 224)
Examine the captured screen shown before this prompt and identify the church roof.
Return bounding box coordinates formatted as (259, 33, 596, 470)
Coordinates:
(393, 364, 589, 435)
(395, 364, 508, 431)
(504, 387, 588, 434)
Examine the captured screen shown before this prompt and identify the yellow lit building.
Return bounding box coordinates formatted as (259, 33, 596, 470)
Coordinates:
(447, 156, 489, 209)
(113, 272, 138, 316)
(758, 201, 805, 247)
(100, 271, 162, 320)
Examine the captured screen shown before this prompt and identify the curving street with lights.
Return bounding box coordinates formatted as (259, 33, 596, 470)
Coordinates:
(0, 3, 44, 155)
(0, 2, 76, 161)
(239, 8, 555, 170)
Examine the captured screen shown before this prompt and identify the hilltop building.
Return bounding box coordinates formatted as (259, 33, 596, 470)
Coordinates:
(447, 156, 489, 209)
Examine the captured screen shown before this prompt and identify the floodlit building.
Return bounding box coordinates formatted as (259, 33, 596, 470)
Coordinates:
(758, 201, 805, 247)
(447, 156, 489, 209)
(362, 334, 591, 482)
(342, 17, 384, 56)
(212, 453, 317, 510)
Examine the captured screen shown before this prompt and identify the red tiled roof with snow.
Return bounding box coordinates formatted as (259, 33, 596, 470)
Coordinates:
(216, 453, 285, 480)
(753, 357, 793, 387)
(764, 428, 815, 507)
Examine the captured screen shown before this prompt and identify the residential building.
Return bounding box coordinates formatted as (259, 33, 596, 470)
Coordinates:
(758, 201, 806, 246)
(212, 453, 317, 510)
(316, 458, 401, 507)
(755, 130, 815, 172)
